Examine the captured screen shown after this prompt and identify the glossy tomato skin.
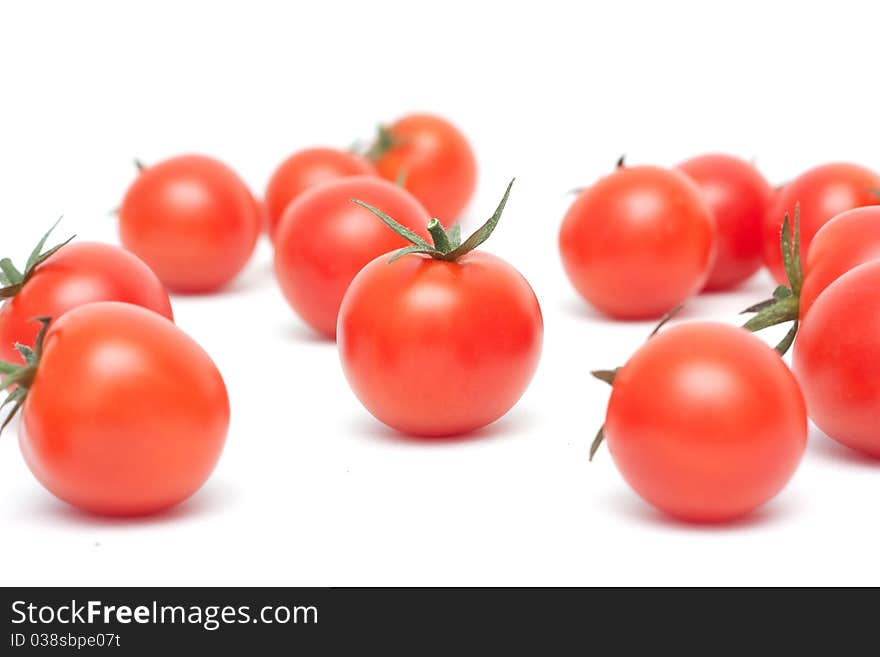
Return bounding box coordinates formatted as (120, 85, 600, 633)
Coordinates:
(793, 262, 880, 457)
(800, 206, 880, 319)
(274, 176, 430, 339)
(559, 165, 716, 319)
(678, 154, 773, 291)
(0, 242, 173, 364)
(264, 148, 375, 239)
(21, 302, 229, 516)
(119, 154, 261, 293)
(605, 322, 806, 522)
(373, 114, 477, 224)
(338, 251, 543, 436)
(762, 162, 880, 283)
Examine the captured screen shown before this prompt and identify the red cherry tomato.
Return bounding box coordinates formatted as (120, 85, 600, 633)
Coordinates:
(338, 183, 542, 436)
(119, 154, 261, 293)
(339, 252, 542, 436)
(0, 238, 173, 364)
(12, 302, 229, 516)
(762, 162, 880, 283)
(793, 261, 880, 457)
(368, 114, 477, 223)
(603, 322, 806, 522)
(264, 148, 375, 239)
(799, 206, 880, 318)
(678, 154, 773, 291)
(273, 176, 431, 339)
(559, 165, 716, 319)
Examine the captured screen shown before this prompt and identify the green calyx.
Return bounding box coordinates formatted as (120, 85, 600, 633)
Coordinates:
(741, 206, 803, 355)
(569, 155, 626, 195)
(0, 219, 75, 300)
(0, 317, 51, 434)
(363, 125, 399, 163)
(352, 179, 515, 264)
(589, 304, 683, 461)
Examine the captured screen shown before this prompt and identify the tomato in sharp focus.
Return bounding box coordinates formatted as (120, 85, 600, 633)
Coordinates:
(119, 154, 261, 293)
(5, 302, 229, 516)
(600, 322, 806, 522)
(559, 164, 716, 319)
(678, 154, 773, 291)
(762, 162, 880, 284)
(337, 182, 542, 437)
(273, 176, 431, 339)
(264, 147, 376, 239)
(799, 206, 880, 319)
(367, 113, 477, 224)
(0, 229, 173, 364)
(793, 261, 880, 457)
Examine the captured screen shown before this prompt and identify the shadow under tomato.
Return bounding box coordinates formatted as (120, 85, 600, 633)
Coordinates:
(808, 428, 880, 468)
(697, 270, 769, 297)
(560, 296, 705, 325)
(347, 408, 538, 447)
(600, 488, 804, 532)
(278, 321, 336, 345)
(15, 479, 238, 528)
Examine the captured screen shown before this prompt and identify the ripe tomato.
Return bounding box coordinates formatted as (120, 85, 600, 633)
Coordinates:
(0, 228, 172, 364)
(274, 176, 430, 339)
(793, 261, 880, 457)
(799, 206, 880, 318)
(366, 113, 477, 224)
(4, 302, 229, 516)
(678, 154, 773, 291)
(762, 162, 880, 283)
(264, 147, 375, 239)
(119, 154, 261, 293)
(599, 322, 806, 522)
(559, 164, 716, 319)
(338, 182, 542, 436)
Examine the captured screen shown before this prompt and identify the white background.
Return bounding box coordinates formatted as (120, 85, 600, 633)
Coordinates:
(1, 0, 879, 586)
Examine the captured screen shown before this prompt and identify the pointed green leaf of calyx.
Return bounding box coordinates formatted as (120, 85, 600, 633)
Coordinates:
(0, 221, 75, 300)
(15, 344, 35, 366)
(591, 369, 618, 386)
(616, 154, 626, 169)
(0, 259, 23, 286)
(0, 388, 27, 434)
(386, 245, 442, 264)
(589, 369, 615, 461)
(25, 217, 65, 272)
(0, 318, 51, 437)
(589, 425, 606, 461)
(447, 223, 462, 249)
(350, 200, 433, 250)
(649, 304, 684, 338)
(775, 321, 799, 356)
(442, 179, 515, 261)
(780, 205, 803, 298)
(354, 179, 516, 264)
(740, 209, 802, 355)
(134, 158, 146, 172)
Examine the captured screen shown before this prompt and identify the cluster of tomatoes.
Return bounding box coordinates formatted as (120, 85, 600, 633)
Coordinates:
(561, 156, 880, 522)
(4, 112, 880, 526)
(0, 113, 543, 516)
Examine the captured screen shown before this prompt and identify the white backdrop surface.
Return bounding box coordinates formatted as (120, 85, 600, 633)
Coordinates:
(1, 1, 878, 586)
